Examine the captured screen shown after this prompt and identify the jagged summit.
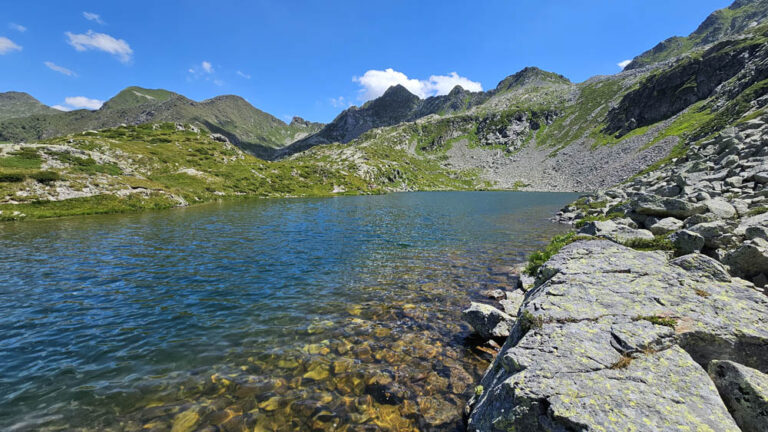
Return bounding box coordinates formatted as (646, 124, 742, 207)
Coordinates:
(494, 67, 571, 92)
(448, 85, 466, 96)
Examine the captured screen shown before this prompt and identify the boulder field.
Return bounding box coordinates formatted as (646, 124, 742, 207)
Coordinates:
(463, 116, 768, 430)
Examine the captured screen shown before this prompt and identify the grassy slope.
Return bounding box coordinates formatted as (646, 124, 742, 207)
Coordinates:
(0, 88, 323, 155)
(0, 123, 484, 221)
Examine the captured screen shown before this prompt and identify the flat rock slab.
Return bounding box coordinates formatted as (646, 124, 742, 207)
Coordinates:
(468, 240, 768, 432)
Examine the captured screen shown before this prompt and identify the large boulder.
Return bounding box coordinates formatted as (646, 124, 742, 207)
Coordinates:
(723, 242, 768, 280)
(577, 220, 654, 243)
(670, 229, 706, 255)
(703, 198, 737, 219)
(468, 241, 768, 431)
(462, 302, 514, 341)
(708, 360, 768, 432)
(648, 217, 683, 235)
(632, 194, 707, 218)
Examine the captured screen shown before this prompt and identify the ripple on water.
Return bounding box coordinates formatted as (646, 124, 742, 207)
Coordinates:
(0, 191, 577, 431)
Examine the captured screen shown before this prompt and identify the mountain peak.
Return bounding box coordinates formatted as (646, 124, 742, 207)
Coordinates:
(626, 0, 768, 69)
(495, 67, 571, 92)
(102, 86, 177, 110)
(448, 85, 466, 96)
(0, 91, 60, 121)
(381, 84, 419, 100)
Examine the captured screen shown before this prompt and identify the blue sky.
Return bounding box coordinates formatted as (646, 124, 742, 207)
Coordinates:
(1, 0, 732, 123)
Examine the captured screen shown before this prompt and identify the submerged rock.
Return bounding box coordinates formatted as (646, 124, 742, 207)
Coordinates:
(468, 240, 768, 431)
(462, 302, 514, 340)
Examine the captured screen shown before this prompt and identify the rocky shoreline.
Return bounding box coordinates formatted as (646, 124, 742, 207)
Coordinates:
(461, 115, 768, 429)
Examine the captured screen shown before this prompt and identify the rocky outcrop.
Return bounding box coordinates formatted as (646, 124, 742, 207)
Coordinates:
(709, 360, 768, 432)
(608, 29, 768, 136)
(467, 240, 768, 431)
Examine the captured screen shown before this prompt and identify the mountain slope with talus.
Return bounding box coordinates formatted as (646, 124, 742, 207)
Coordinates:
(2, 0, 768, 220)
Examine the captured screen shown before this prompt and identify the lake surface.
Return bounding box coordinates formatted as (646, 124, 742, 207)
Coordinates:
(0, 191, 576, 431)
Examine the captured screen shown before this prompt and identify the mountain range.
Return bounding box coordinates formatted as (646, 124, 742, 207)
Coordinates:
(1, 0, 768, 218)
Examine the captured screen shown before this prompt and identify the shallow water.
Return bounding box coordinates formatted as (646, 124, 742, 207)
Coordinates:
(0, 191, 576, 431)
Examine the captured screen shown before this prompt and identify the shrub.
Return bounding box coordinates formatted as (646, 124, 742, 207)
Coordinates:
(622, 236, 674, 251)
(524, 232, 593, 275)
(30, 171, 61, 184)
(0, 173, 25, 182)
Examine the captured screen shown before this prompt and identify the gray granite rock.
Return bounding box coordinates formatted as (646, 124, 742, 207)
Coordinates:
(708, 360, 768, 432)
(468, 240, 768, 431)
(462, 302, 514, 341)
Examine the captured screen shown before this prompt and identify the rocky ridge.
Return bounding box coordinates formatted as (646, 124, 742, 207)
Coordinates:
(462, 103, 768, 431)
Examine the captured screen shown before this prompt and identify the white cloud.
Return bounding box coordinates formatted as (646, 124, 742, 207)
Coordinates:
(236, 70, 251, 79)
(9, 23, 26, 32)
(618, 59, 632, 70)
(427, 72, 483, 95)
(83, 12, 105, 25)
(44, 61, 77, 77)
(0, 37, 22, 54)
(51, 96, 104, 111)
(330, 96, 352, 108)
(64, 96, 103, 110)
(202, 60, 213, 74)
(353, 68, 483, 101)
(66, 30, 133, 63)
(213, 79, 224, 86)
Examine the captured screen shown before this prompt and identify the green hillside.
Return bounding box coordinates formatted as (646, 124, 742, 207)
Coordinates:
(0, 92, 60, 122)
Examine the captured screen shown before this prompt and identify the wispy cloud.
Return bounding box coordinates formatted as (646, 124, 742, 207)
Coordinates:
(618, 59, 632, 70)
(330, 96, 352, 108)
(44, 61, 77, 77)
(0, 37, 22, 54)
(52, 96, 104, 111)
(353, 68, 483, 101)
(188, 61, 223, 86)
(9, 23, 26, 32)
(66, 30, 133, 63)
(236, 70, 251, 79)
(83, 12, 105, 25)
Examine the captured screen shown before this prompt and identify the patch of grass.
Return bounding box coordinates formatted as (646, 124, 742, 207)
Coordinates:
(29, 171, 61, 184)
(0, 172, 25, 183)
(622, 236, 674, 251)
(746, 206, 768, 217)
(610, 355, 633, 370)
(635, 315, 678, 328)
(0, 147, 42, 169)
(573, 212, 625, 228)
(57, 153, 123, 175)
(524, 232, 594, 276)
(512, 180, 529, 191)
(519, 310, 545, 334)
(0, 194, 177, 221)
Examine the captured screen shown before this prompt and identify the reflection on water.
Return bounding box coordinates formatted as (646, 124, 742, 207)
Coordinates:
(0, 191, 576, 431)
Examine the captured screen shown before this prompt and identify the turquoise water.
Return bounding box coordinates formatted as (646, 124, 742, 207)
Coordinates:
(0, 191, 576, 431)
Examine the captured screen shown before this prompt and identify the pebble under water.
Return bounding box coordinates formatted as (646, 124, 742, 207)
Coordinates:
(0, 191, 576, 431)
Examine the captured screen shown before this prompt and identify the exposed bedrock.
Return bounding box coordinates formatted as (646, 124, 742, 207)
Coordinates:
(467, 240, 768, 431)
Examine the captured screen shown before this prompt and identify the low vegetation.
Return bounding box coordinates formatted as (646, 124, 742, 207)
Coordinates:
(0, 123, 485, 221)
